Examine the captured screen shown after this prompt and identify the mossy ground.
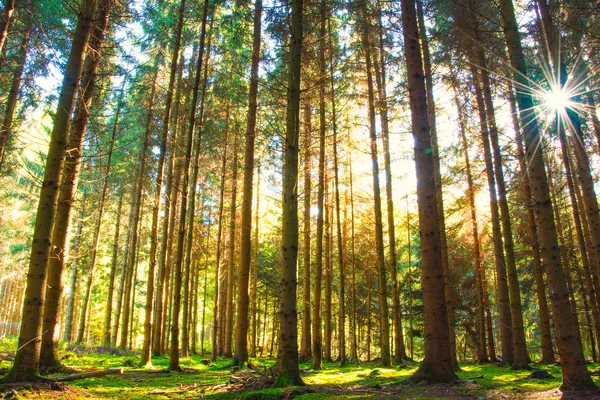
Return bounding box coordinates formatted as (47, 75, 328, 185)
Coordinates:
(0, 341, 599, 399)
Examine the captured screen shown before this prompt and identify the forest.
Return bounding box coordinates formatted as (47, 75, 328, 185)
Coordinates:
(0, 0, 600, 398)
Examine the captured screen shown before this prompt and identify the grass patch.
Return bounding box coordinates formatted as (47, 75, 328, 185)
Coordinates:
(0, 346, 598, 399)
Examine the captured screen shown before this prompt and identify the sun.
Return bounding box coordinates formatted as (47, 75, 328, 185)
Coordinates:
(541, 86, 573, 113)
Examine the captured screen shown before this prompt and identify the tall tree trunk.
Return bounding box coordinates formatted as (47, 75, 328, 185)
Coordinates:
(42, 0, 112, 365)
(212, 116, 229, 361)
(311, 4, 327, 369)
(169, 0, 210, 371)
(329, 28, 346, 366)
(103, 193, 123, 346)
(233, 0, 262, 367)
(324, 184, 332, 362)
(5, 0, 97, 382)
(140, 0, 187, 368)
(498, 0, 593, 388)
(182, 19, 213, 359)
(400, 0, 456, 383)
(62, 194, 86, 343)
(416, 0, 454, 367)
(224, 132, 239, 358)
(558, 124, 600, 353)
(112, 191, 134, 346)
(471, 65, 514, 365)
(274, 0, 303, 386)
(76, 111, 117, 345)
(300, 102, 311, 363)
(250, 167, 261, 358)
(361, 0, 390, 367)
(507, 80, 555, 364)
(120, 70, 158, 350)
(348, 136, 358, 362)
(455, 95, 488, 363)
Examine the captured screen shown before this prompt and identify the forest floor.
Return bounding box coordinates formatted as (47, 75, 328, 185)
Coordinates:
(1, 345, 600, 399)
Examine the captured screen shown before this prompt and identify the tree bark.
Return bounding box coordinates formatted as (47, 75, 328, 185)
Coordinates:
(5, 0, 97, 382)
(507, 80, 555, 364)
(62, 194, 86, 343)
(361, 0, 390, 367)
(455, 95, 488, 363)
(471, 65, 514, 365)
(169, 0, 210, 370)
(233, 0, 262, 367)
(311, 4, 327, 369)
(498, 0, 594, 388)
(300, 102, 312, 363)
(103, 193, 123, 346)
(274, 0, 304, 386)
(401, 0, 456, 383)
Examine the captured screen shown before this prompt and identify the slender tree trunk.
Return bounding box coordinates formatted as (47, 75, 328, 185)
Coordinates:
(361, 1, 390, 366)
(324, 185, 332, 362)
(112, 192, 134, 346)
(233, 0, 262, 367)
(212, 110, 229, 360)
(498, 0, 593, 388)
(274, 0, 304, 386)
(103, 194, 123, 346)
(169, 0, 210, 370)
(5, 0, 97, 382)
(471, 65, 514, 365)
(140, 0, 187, 368)
(507, 80, 555, 364)
(224, 132, 239, 358)
(400, 0, 456, 383)
(311, 5, 327, 369)
(300, 103, 312, 363)
(416, 0, 454, 367)
(348, 136, 358, 362)
(182, 20, 213, 359)
(250, 170, 260, 358)
(62, 195, 86, 343)
(557, 125, 600, 353)
(327, 16, 345, 366)
(455, 95, 488, 363)
(120, 70, 158, 350)
(76, 111, 117, 344)
(0, 0, 14, 60)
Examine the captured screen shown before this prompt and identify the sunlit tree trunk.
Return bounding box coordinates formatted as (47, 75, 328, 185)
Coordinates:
(4, 0, 97, 382)
(234, 0, 262, 367)
(401, 0, 456, 383)
(311, 3, 327, 370)
(224, 132, 239, 358)
(76, 112, 117, 345)
(120, 70, 158, 350)
(63, 195, 86, 343)
(455, 95, 488, 363)
(360, 0, 390, 367)
(416, 0, 455, 367)
(103, 194, 123, 346)
(169, 0, 210, 371)
(140, 0, 187, 368)
(498, 0, 593, 388)
(274, 0, 304, 386)
(300, 102, 312, 363)
(471, 65, 514, 365)
(250, 169, 261, 358)
(213, 107, 230, 360)
(507, 80, 555, 364)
